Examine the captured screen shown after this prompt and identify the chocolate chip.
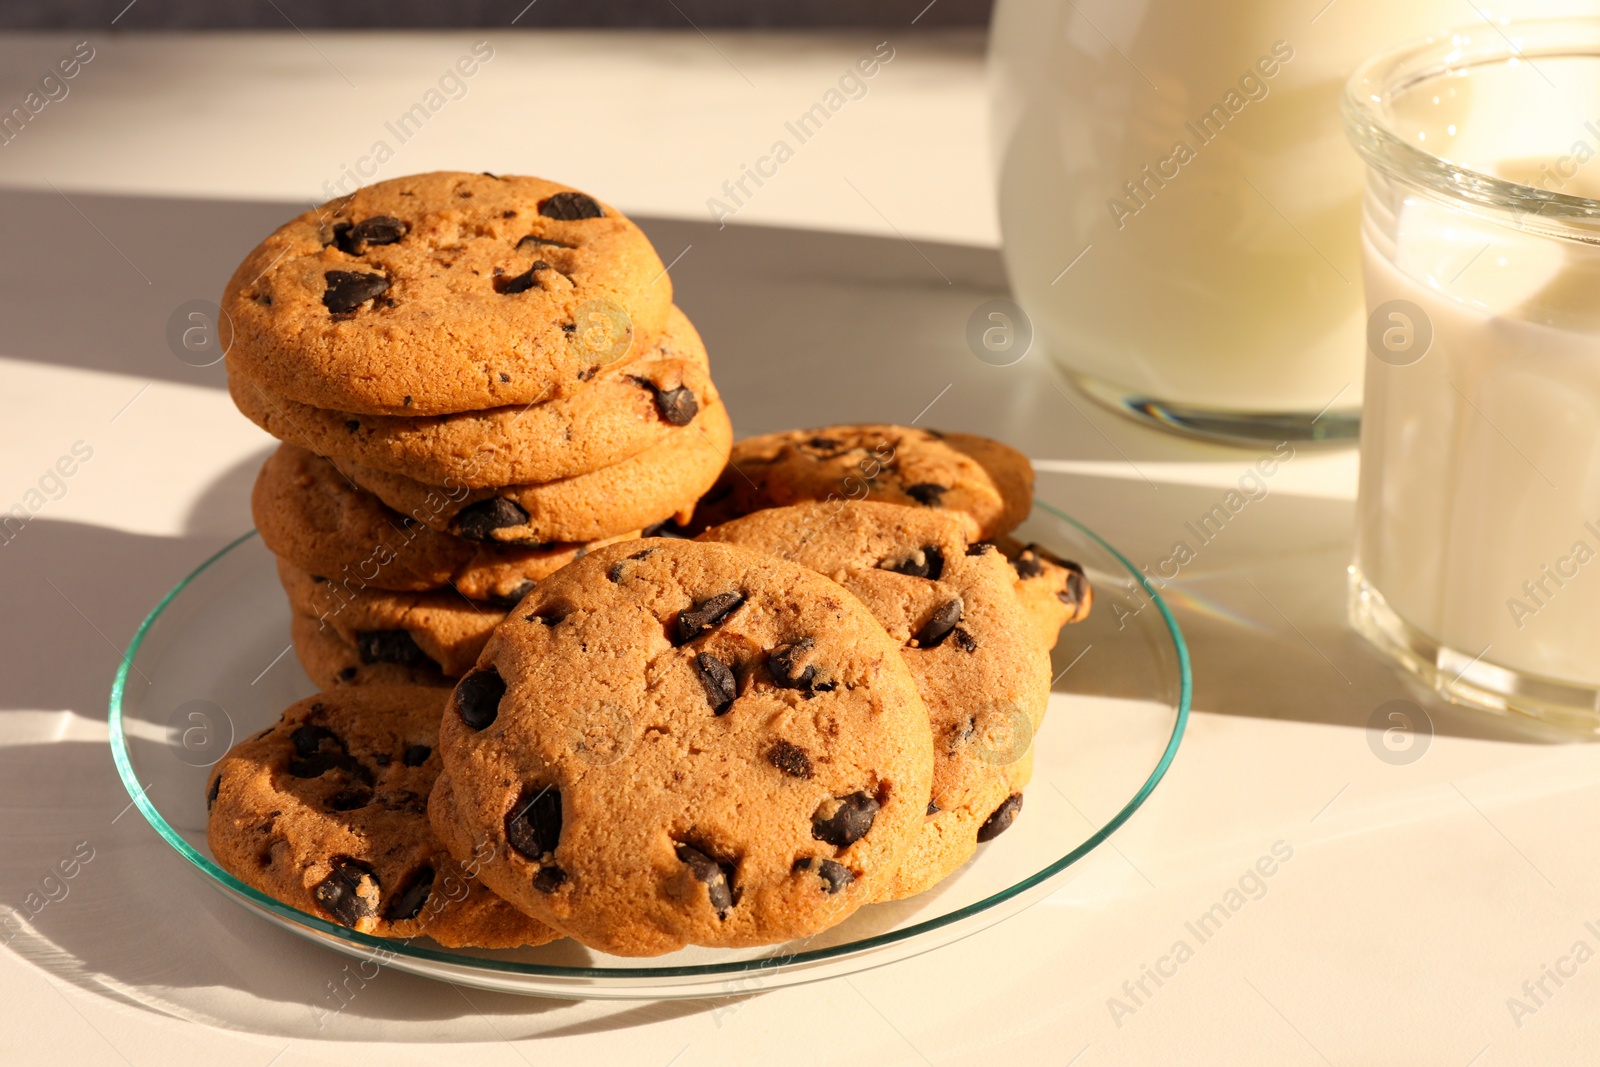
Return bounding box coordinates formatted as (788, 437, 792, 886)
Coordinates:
(534, 866, 568, 893)
(926, 800, 941, 815)
(630, 377, 699, 426)
(345, 419, 360, 432)
(291, 724, 340, 758)
(455, 667, 506, 730)
(793, 857, 854, 894)
(914, 598, 964, 649)
(1012, 550, 1044, 580)
(1060, 564, 1088, 609)
(357, 629, 430, 668)
(455, 497, 529, 541)
(606, 561, 626, 583)
(811, 792, 879, 847)
(675, 844, 735, 918)
(403, 395, 413, 407)
(525, 605, 570, 626)
(950, 627, 977, 653)
(674, 592, 744, 644)
(322, 270, 390, 314)
(904, 483, 947, 507)
(768, 638, 819, 690)
(402, 744, 432, 767)
(767, 739, 813, 779)
(517, 233, 572, 250)
(327, 787, 371, 811)
(805, 436, 842, 452)
(967, 542, 995, 556)
(337, 667, 357, 682)
(539, 192, 604, 220)
(494, 260, 549, 294)
(314, 857, 379, 927)
(499, 372, 511, 382)
(206, 775, 221, 811)
(693, 652, 738, 715)
(373, 753, 391, 766)
(505, 785, 562, 861)
(976, 793, 1023, 842)
(383, 865, 434, 921)
(333, 215, 407, 254)
(486, 579, 537, 609)
(887, 545, 944, 581)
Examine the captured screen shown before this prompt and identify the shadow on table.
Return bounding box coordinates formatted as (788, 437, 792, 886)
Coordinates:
(1040, 466, 1579, 747)
(0, 184, 1264, 467)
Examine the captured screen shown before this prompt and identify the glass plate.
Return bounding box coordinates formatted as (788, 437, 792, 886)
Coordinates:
(109, 502, 1189, 1000)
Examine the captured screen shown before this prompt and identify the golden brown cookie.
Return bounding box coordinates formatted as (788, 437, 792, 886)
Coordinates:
(254, 445, 635, 600)
(693, 425, 1034, 540)
(206, 686, 558, 948)
(231, 306, 716, 487)
(700, 501, 1050, 899)
(221, 171, 671, 416)
(333, 396, 733, 545)
(428, 538, 935, 956)
(994, 536, 1093, 651)
(289, 614, 453, 690)
(279, 560, 504, 678)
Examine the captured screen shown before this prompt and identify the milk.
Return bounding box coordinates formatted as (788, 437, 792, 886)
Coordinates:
(989, 0, 1600, 424)
(1356, 193, 1600, 686)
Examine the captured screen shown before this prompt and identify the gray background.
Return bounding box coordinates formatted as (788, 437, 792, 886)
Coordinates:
(2, 1, 993, 29)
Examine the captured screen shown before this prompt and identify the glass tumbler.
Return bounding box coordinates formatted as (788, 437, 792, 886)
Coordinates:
(1344, 19, 1600, 730)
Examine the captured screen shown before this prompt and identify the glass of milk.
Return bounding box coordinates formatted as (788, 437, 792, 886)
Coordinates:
(1345, 19, 1600, 730)
(989, 0, 1597, 444)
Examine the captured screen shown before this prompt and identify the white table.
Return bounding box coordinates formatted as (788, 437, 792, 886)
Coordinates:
(0, 28, 1591, 1067)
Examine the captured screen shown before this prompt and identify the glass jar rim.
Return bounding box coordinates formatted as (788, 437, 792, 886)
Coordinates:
(1343, 17, 1600, 241)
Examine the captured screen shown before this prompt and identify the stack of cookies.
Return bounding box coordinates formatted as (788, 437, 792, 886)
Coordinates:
(222, 172, 731, 689)
(206, 170, 1095, 957)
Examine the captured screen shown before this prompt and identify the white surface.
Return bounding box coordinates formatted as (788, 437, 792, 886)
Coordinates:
(0, 27, 1593, 1067)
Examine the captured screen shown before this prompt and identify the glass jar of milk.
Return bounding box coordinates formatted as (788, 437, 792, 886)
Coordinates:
(989, 0, 1597, 444)
(1345, 20, 1600, 730)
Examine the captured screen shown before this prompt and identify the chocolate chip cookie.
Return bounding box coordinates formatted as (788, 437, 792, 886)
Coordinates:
(333, 396, 732, 545)
(254, 445, 635, 601)
(994, 536, 1093, 651)
(232, 305, 715, 487)
(693, 425, 1034, 540)
(700, 501, 1050, 899)
(222, 171, 672, 416)
(428, 538, 935, 956)
(279, 560, 506, 678)
(206, 686, 557, 948)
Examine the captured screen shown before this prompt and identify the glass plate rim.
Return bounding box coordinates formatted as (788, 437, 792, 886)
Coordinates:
(107, 502, 1191, 980)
